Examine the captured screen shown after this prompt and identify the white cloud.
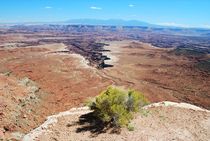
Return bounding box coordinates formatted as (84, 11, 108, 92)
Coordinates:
(45, 6, 52, 9)
(201, 24, 210, 29)
(90, 6, 102, 10)
(130, 14, 137, 17)
(158, 22, 210, 29)
(128, 4, 135, 7)
(157, 22, 191, 28)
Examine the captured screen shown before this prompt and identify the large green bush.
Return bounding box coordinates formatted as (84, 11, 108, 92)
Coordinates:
(87, 86, 149, 127)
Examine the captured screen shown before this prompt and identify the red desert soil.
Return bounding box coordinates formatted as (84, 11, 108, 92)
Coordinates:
(0, 43, 112, 138)
(101, 41, 210, 109)
(0, 41, 210, 139)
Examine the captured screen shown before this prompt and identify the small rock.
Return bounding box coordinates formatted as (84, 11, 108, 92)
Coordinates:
(11, 132, 25, 140)
(0, 129, 5, 140)
(23, 114, 27, 118)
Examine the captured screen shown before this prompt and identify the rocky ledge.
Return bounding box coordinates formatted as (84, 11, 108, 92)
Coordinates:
(20, 101, 210, 141)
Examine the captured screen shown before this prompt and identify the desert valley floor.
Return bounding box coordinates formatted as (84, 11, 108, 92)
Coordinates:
(0, 40, 209, 138)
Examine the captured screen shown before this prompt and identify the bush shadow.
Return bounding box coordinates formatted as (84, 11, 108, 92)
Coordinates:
(74, 112, 120, 137)
(75, 112, 107, 136)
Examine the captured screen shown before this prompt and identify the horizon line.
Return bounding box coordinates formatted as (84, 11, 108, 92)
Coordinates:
(0, 19, 210, 29)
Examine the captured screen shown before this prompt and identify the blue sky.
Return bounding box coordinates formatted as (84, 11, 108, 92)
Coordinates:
(0, 0, 210, 28)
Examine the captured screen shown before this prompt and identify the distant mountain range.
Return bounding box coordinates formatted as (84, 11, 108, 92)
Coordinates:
(1, 19, 210, 31)
(64, 19, 210, 30)
(65, 19, 156, 27)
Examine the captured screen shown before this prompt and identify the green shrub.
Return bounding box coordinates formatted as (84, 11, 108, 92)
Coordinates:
(127, 123, 135, 131)
(2, 71, 12, 76)
(87, 86, 149, 128)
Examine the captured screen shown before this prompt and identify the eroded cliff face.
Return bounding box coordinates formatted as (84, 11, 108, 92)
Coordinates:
(22, 101, 210, 141)
(0, 43, 112, 140)
(0, 25, 210, 140)
(0, 40, 210, 140)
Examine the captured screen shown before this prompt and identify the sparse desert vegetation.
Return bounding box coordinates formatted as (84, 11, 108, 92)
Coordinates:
(22, 101, 210, 141)
(1, 0, 210, 140)
(0, 23, 210, 141)
(87, 86, 149, 128)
